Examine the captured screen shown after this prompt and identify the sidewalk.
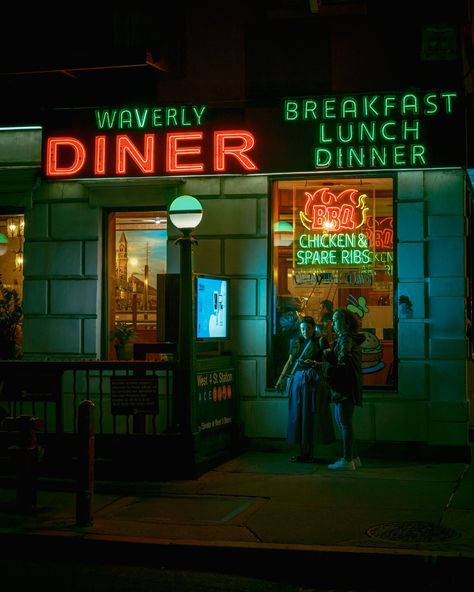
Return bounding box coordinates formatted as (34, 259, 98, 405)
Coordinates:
(1, 450, 474, 587)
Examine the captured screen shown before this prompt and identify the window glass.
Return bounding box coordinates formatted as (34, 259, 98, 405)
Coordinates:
(107, 211, 168, 359)
(468, 190, 474, 360)
(271, 177, 394, 388)
(0, 213, 24, 359)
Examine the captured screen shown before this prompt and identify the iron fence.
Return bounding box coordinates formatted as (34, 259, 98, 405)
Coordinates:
(0, 360, 177, 435)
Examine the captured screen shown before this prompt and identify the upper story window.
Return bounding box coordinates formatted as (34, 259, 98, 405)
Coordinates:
(271, 177, 394, 389)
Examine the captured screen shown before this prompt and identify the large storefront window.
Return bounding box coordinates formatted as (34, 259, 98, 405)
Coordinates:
(0, 213, 24, 359)
(107, 211, 168, 359)
(271, 177, 394, 389)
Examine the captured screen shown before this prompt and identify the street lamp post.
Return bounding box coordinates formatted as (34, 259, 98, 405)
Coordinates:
(169, 195, 203, 433)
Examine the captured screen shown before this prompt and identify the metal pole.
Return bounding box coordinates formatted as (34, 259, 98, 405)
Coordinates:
(175, 229, 195, 433)
(76, 400, 95, 527)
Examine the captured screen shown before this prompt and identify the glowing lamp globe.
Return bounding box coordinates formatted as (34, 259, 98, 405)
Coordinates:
(273, 221, 294, 247)
(169, 195, 203, 231)
(0, 233, 8, 256)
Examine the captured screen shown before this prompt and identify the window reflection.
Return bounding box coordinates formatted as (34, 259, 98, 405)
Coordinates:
(271, 178, 394, 389)
(0, 213, 24, 359)
(108, 212, 167, 359)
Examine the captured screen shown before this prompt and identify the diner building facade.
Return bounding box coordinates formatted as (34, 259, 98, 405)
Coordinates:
(0, 3, 472, 469)
(0, 87, 471, 463)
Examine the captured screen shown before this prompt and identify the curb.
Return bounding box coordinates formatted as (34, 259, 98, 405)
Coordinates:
(1, 527, 473, 589)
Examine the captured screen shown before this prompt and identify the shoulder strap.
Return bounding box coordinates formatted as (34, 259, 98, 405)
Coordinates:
(290, 339, 312, 375)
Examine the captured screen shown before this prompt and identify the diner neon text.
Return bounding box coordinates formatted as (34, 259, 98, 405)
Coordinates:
(45, 131, 258, 176)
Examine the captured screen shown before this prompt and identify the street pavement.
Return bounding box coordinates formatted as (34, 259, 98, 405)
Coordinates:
(1, 449, 473, 590)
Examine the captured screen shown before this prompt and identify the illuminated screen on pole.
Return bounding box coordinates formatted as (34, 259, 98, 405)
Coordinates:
(195, 275, 230, 340)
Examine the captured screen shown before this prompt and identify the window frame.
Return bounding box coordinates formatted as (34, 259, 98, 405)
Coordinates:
(267, 174, 397, 391)
(103, 208, 169, 360)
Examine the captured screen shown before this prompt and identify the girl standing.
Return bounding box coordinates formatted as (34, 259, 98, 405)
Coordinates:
(324, 308, 364, 470)
(286, 316, 335, 462)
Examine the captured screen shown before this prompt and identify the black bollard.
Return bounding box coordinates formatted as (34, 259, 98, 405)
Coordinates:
(76, 400, 95, 527)
(11, 415, 43, 513)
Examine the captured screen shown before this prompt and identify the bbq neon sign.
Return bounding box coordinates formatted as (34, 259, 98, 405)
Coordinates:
(299, 187, 369, 231)
(295, 187, 393, 267)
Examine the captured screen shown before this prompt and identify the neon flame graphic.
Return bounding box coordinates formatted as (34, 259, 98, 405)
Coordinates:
(299, 188, 369, 231)
(365, 216, 393, 249)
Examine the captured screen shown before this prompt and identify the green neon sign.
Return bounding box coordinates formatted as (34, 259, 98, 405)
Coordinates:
(95, 105, 207, 130)
(283, 91, 458, 170)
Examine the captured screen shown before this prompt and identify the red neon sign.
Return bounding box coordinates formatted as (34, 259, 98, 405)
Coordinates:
(166, 132, 204, 172)
(365, 216, 393, 250)
(116, 134, 155, 174)
(214, 131, 257, 171)
(300, 188, 369, 231)
(46, 137, 86, 176)
(45, 131, 258, 177)
(95, 136, 106, 175)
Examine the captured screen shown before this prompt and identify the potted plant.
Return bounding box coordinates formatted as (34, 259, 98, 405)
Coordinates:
(0, 282, 23, 359)
(110, 322, 136, 360)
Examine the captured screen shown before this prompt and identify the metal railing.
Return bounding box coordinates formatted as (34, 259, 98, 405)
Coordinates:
(0, 360, 177, 436)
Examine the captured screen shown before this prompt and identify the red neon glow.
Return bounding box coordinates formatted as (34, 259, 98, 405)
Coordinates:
(365, 216, 393, 249)
(116, 134, 155, 174)
(95, 136, 106, 175)
(214, 131, 258, 171)
(301, 188, 368, 231)
(166, 132, 204, 172)
(46, 137, 86, 176)
(44, 130, 259, 176)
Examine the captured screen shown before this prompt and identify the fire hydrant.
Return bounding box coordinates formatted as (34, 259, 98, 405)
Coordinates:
(5, 414, 44, 513)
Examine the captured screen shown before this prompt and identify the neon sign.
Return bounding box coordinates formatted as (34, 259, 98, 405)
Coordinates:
(284, 93, 457, 120)
(284, 91, 459, 170)
(41, 90, 462, 179)
(292, 270, 374, 286)
(365, 216, 393, 250)
(294, 187, 393, 268)
(299, 187, 369, 231)
(45, 131, 258, 177)
(95, 105, 207, 129)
